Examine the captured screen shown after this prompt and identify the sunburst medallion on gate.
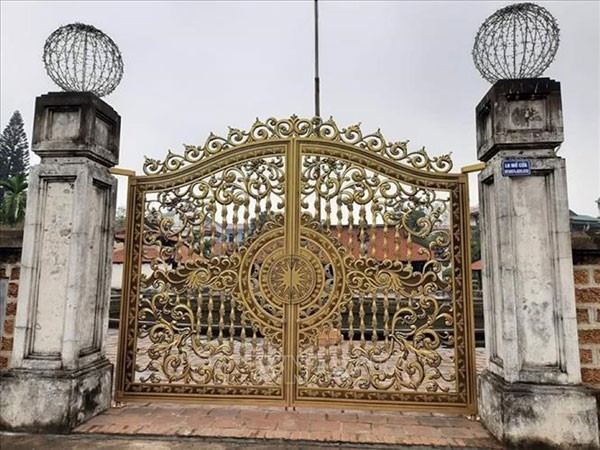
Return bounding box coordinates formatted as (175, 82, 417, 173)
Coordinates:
(263, 253, 321, 305)
(238, 213, 348, 340)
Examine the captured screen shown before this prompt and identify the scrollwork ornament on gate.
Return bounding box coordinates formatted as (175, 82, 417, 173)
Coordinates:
(143, 116, 453, 175)
(118, 115, 476, 412)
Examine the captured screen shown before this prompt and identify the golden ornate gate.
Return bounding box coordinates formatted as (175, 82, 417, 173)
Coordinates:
(116, 116, 476, 413)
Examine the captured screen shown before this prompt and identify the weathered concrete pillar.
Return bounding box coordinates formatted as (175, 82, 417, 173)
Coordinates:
(0, 92, 119, 432)
(476, 78, 599, 448)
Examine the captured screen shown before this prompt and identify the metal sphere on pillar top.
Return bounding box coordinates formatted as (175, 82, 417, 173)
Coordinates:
(472, 2, 560, 84)
(43, 23, 124, 97)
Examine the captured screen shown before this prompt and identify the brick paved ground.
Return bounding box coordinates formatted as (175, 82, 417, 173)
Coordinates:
(75, 403, 502, 449)
(2, 431, 500, 450)
(73, 330, 501, 449)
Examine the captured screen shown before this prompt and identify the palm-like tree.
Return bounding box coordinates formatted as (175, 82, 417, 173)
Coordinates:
(0, 173, 28, 224)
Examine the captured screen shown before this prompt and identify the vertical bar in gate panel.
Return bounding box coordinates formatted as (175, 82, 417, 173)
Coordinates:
(450, 173, 477, 414)
(461, 173, 478, 413)
(115, 173, 137, 400)
(284, 139, 301, 406)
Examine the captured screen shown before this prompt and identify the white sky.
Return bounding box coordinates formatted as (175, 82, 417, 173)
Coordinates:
(1, 1, 598, 215)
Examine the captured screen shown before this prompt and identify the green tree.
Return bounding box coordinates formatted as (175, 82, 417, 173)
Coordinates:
(202, 238, 214, 257)
(0, 111, 30, 180)
(0, 173, 28, 224)
(115, 206, 127, 229)
(471, 221, 481, 263)
(0, 111, 29, 203)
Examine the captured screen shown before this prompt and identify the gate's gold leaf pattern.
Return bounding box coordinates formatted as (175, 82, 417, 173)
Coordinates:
(117, 116, 475, 412)
(143, 116, 452, 175)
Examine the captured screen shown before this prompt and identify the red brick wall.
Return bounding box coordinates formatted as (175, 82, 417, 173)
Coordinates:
(0, 260, 19, 370)
(575, 256, 600, 387)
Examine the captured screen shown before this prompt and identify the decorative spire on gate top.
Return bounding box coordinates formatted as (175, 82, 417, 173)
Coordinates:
(43, 23, 124, 97)
(472, 3, 560, 84)
(142, 116, 453, 176)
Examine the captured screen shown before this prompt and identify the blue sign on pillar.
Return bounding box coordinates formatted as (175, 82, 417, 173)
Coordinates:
(502, 159, 531, 177)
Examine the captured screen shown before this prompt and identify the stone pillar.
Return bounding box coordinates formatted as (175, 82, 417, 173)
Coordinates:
(476, 78, 599, 448)
(0, 92, 120, 432)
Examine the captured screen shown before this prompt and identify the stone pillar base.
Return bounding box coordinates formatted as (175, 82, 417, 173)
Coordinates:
(478, 370, 599, 449)
(0, 359, 112, 433)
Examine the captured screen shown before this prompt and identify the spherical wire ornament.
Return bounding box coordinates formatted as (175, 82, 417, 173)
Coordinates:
(472, 3, 559, 84)
(43, 23, 124, 97)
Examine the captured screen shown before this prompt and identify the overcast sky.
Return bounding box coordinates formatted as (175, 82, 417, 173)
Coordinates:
(1, 1, 598, 215)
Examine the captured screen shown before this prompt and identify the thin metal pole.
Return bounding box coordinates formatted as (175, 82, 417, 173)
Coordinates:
(314, 0, 321, 117)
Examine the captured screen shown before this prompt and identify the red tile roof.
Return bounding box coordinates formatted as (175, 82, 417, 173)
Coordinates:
(113, 226, 433, 264)
(331, 226, 430, 262)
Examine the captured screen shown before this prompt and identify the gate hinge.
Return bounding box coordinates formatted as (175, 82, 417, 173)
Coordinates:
(461, 162, 486, 174)
(109, 167, 137, 177)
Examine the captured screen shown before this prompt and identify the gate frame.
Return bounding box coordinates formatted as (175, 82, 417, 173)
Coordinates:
(115, 116, 477, 414)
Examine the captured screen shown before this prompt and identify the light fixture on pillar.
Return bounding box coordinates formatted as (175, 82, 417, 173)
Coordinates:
(43, 23, 124, 97)
(472, 3, 560, 84)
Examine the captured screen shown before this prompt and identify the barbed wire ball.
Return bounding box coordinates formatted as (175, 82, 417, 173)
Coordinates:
(472, 3, 559, 84)
(43, 23, 124, 97)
